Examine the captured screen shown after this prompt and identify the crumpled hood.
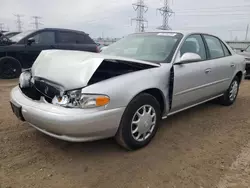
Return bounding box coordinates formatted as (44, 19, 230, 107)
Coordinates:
(31, 50, 159, 90)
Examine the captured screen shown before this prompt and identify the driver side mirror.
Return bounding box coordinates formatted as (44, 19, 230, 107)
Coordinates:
(175, 52, 202, 65)
(27, 38, 35, 45)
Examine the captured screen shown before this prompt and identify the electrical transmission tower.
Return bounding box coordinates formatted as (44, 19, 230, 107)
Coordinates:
(131, 0, 148, 33)
(157, 0, 174, 30)
(14, 14, 24, 32)
(31, 16, 43, 29)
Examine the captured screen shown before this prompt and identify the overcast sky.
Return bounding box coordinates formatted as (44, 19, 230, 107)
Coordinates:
(0, 0, 250, 40)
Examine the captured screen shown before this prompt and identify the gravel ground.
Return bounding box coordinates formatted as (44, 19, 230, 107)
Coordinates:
(1, 79, 250, 188)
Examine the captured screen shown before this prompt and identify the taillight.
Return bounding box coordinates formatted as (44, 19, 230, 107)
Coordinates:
(96, 46, 100, 53)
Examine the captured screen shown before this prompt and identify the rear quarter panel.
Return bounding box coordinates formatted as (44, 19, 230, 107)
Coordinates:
(232, 54, 246, 81)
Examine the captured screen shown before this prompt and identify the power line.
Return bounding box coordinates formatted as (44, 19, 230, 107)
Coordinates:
(131, 0, 148, 33)
(157, 0, 174, 30)
(14, 14, 24, 32)
(174, 13, 250, 16)
(174, 4, 250, 12)
(31, 16, 43, 29)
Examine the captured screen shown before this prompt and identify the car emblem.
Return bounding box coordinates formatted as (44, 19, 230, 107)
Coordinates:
(44, 86, 49, 94)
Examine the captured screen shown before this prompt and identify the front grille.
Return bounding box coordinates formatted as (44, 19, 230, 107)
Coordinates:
(34, 79, 61, 99)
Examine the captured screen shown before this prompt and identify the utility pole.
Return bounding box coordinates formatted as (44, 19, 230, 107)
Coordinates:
(131, 0, 148, 33)
(157, 0, 174, 30)
(245, 24, 249, 40)
(14, 14, 24, 32)
(31, 16, 43, 29)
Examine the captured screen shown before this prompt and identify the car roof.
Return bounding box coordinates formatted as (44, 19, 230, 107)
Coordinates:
(135, 30, 218, 37)
(37, 28, 88, 35)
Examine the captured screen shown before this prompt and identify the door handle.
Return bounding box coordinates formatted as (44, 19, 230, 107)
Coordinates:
(205, 68, 212, 74)
(230, 63, 236, 68)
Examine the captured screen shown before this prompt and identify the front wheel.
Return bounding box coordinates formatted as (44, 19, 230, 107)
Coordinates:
(218, 76, 240, 106)
(115, 93, 161, 150)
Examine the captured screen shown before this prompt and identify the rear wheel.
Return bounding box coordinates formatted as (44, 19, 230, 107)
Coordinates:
(0, 57, 22, 79)
(218, 76, 240, 106)
(115, 93, 161, 150)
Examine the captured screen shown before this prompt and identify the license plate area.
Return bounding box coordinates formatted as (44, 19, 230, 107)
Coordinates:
(10, 102, 25, 121)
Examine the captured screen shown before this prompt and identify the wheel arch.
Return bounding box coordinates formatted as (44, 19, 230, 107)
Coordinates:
(0, 56, 22, 66)
(235, 71, 243, 83)
(137, 88, 166, 116)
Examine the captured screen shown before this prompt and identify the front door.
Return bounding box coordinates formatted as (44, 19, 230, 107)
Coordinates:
(21, 31, 56, 68)
(170, 34, 212, 113)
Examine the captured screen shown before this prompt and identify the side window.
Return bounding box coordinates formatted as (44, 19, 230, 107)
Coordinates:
(74, 33, 95, 44)
(204, 35, 224, 59)
(57, 32, 77, 43)
(221, 42, 231, 56)
(180, 34, 206, 60)
(75, 34, 85, 44)
(32, 31, 55, 44)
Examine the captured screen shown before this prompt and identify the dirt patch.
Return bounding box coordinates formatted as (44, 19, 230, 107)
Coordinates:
(1, 80, 250, 188)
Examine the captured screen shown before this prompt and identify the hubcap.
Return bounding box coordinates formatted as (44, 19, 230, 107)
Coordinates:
(131, 105, 156, 142)
(229, 80, 238, 101)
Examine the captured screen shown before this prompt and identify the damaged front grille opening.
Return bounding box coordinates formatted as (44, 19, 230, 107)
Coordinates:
(20, 79, 62, 103)
(88, 59, 157, 85)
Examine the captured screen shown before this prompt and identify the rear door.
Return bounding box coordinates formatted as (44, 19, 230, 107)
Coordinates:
(21, 30, 56, 68)
(171, 34, 213, 113)
(55, 31, 97, 52)
(202, 35, 235, 95)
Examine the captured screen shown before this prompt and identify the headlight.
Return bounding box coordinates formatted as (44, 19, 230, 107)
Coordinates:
(52, 89, 110, 109)
(19, 71, 31, 88)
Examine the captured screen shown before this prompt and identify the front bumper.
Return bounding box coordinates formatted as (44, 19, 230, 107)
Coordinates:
(10, 86, 125, 142)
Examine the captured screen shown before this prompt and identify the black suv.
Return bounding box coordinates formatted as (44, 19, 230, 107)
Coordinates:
(0, 28, 99, 78)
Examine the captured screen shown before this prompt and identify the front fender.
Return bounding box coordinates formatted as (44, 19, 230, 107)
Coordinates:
(81, 64, 171, 112)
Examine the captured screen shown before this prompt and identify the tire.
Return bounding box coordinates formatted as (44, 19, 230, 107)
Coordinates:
(115, 93, 161, 150)
(218, 76, 240, 106)
(0, 57, 22, 79)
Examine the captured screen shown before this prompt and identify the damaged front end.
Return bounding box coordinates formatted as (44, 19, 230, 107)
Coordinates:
(19, 50, 159, 108)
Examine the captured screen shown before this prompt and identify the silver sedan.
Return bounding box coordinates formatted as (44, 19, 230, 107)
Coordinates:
(10, 31, 246, 150)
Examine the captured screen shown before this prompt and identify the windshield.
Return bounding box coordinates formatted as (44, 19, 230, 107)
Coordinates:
(246, 46, 250, 52)
(9, 30, 35, 42)
(101, 33, 183, 62)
